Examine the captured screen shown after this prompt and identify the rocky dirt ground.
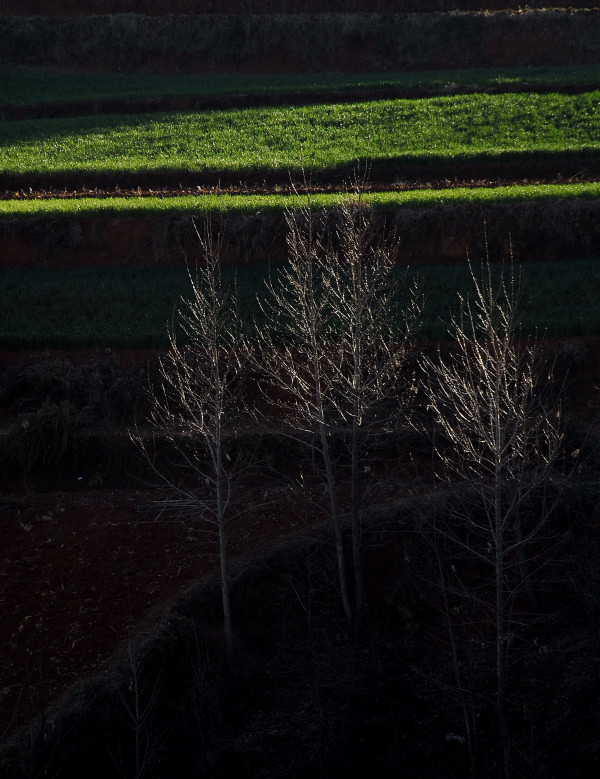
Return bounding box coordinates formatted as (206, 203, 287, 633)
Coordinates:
(0, 477, 313, 739)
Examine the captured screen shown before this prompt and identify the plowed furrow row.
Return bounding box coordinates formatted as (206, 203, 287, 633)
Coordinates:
(1, 175, 598, 201)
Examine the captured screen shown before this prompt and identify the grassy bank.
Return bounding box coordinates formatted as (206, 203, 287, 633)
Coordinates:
(2, 92, 600, 179)
(1, 259, 597, 349)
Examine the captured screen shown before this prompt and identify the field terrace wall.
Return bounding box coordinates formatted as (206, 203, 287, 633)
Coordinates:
(2, 197, 600, 269)
(1, 1, 599, 15)
(1, 10, 600, 72)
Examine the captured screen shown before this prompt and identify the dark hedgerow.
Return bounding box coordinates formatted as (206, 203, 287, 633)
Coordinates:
(0, 1, 596, 15)
(1, 11, 600, 72)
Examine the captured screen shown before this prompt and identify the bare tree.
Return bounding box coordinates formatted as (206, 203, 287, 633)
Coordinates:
(111, 636, 162, 779)
(252, 198, 354, 623)
(134, 223, 242, 658)
(324, 191, 421, 626)
(421, 261, 566, 777)
(252, 185, 420, 630)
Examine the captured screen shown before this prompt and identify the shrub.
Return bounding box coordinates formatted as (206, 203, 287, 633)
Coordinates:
(2, 398, 92, 474)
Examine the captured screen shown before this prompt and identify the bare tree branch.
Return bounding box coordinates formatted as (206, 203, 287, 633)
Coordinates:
(421, 259, 568, 778)
(132, 220, 243, 657)
(251, 177, 421, 630)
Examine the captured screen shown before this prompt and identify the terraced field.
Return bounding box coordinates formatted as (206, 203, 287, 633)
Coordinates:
(1, 52, 600, 346)
(2, 6, 600, 779)
(2, 80, 600, 344)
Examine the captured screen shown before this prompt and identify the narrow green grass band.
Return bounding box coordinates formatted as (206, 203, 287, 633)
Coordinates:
(2, 183, 600, 219)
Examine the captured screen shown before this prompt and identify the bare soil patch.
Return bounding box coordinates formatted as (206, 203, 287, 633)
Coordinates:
(2, 175, 597, 201)
(0, 480, 308, 739)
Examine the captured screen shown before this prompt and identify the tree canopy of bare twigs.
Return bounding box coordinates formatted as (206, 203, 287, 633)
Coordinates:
(251, 181, 421, 630)
(421, 260, 567, 778)
(133, 222, 243, 657)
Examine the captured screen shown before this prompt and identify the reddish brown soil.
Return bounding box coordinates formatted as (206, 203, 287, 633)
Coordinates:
(2, 175, 596, 201)
(3, 156, 598, 196)
(0, 480, 308, 739)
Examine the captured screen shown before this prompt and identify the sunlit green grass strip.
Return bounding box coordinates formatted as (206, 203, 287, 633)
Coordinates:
(1, 259, 598, 350)
(2, 92, 600, 177)
(2, 65, 600, 107)
(3, 182, 600, 218)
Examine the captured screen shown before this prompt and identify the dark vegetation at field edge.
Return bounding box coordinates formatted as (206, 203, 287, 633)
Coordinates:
(1, 11, 600, 73)
(0, 0, 597, 14)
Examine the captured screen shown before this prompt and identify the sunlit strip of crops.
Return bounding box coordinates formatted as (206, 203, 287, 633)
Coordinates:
(1, 92, 599, 177)
(2, 182, 600, 218)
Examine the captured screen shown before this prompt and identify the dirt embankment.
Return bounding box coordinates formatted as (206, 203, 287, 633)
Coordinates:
(1, 194, 599, 269)
(3, 152, 600, 196)
(0, 339, 599, 774)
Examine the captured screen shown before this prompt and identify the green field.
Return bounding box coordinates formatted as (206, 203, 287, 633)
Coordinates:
(1, 259, 598, 349)
(1, 52, 599, 352)
(2, 92, 599, 178)
(2, 65, 600, 107)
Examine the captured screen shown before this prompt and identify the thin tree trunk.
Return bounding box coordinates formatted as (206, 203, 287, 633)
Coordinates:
(515, 504, 538, 608)
(495, 480, 512, 779)
(350, 306, 364, 632)
(351, 413, 364, 631)
(319, 421, 353, 626)
(441, 568, 476, 771)
(215, 371, 234, 658)
(309, 297, 354, 626)
(496, 562, 511, 779)
(218, 511, 233, 658)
